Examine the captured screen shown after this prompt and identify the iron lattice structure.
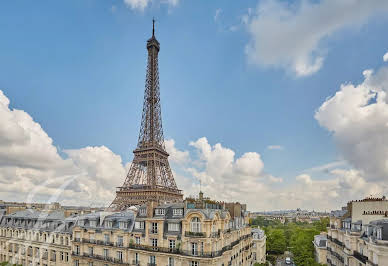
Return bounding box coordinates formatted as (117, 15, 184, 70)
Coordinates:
(110, 21, 183, 210)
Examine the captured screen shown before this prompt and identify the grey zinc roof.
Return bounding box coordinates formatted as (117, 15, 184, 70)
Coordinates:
(157, 203, 185, 209)
(369, 219, 388, 225)
(5, 209, 65, 220)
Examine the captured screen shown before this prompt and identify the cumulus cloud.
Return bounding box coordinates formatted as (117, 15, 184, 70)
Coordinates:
(296, 174, 313, 185)
(315, 54, 388, 181)
(244, 0, 388, 76)
(384, 51, 388, 62)
(165, 139, 189, 164)
(0, 90, 126, 206)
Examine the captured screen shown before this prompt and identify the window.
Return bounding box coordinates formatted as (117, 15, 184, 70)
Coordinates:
(135, 253, 139, 263)
(168, 257, 174, 266)
(151, 222, 158, 234)
(135, 221, 145, 230)
(90, 220, 97, 227)
(60, 252, 64, 261)
(88, 247, 93, 256)
(139, 208, 146, 216)
(169, 240, 176, 251)
(191, 242, 198, 256)
(103, 249, 109, 259)
(190, 218, 201, 233)
(105, 221, 113, 228)
(149, 255, 156, 265)
(88, 263, 93, 266)
(117, 251, 123, 262)
(151, 238, 158, 247)
(119, 221, 128, 229)
(78, 220, 84, 226)
(75, 232, 80, 241)
(117, 236, 124, 247)
(75, 245, 80, 255)
(155, 209, 165, 215)
(90, 233, 95, 241)
(60, 237, 63, 245)
(74, 260, 79, 266)
(65, 252, 69, 262)
(190, 261, 199, 266)
(377, 229, 382, 240)
(135, 237, 140, 245)
(168, 223, 180, 232)
(173, 209, 183, 216)
(104, 234, 110, 243)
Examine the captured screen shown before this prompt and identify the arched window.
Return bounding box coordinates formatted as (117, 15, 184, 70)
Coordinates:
(190, 217, 201, 233)
(211, 221, 217, 232)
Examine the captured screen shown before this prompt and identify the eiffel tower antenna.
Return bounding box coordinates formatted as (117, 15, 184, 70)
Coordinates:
(110, 20, 183, 210)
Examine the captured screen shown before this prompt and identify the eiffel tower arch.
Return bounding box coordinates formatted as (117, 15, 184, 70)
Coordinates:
(110, 21, 183, 210)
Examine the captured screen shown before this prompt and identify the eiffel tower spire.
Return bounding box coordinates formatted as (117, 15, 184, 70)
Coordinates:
(110, 21, 183, 210)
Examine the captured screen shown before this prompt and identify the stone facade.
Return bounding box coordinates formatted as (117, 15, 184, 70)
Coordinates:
(325, 197, 388, 266)
(0, 195, 266, 266)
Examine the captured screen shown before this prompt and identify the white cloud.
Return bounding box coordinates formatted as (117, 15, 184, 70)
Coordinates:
(165, 139, 189, 164)
(0, 90, 126, 206)
(315, 53, 388, 181)
(267, 145, 284, 150)
(123, 0, 179, 11)
(268, 175, 283, 183)
(124, 0, 150, 11)
(384, 51, 388, 62)
(244, 0, 388, 76)
(214, 8, 222, 22)
(296, 174, 312, 185)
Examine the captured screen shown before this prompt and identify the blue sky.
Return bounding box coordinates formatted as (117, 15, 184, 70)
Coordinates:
(1, 0, 388, 210)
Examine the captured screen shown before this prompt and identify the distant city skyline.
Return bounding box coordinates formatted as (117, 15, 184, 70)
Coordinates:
(1, 0, 388, 211)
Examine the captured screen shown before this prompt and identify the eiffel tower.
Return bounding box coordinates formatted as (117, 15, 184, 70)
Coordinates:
(110, 20, 183, 210)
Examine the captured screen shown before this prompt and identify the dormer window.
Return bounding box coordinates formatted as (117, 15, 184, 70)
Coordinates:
(90, 220, 97, 227)
(173, 209, 183, 216)
(105, 221, 113, 228)
(155, 209, 165, 216)
(135, 221, 145, 230)
(78, 220, 84, 227)
(119, 221, 128, 229)
(377, 228, 382, 240)
(140, 208, 147, 216)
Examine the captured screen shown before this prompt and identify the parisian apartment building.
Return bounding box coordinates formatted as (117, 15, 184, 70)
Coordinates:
(314, 196, 388, 266)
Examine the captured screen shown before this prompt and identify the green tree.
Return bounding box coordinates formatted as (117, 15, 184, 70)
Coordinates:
(267, 229, 286, 255)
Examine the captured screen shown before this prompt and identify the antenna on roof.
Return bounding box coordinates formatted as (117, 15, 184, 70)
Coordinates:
(152, 17, 155, 36)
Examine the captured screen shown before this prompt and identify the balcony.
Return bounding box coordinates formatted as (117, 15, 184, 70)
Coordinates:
(114, 258, 124, 263)
(149, 229, 158, 234)
(354, 251, 368, 264)
(96, 239, 114, 246)
(367, 260, 378, 266)
(132, 260, 140, 265)
(210, 231, 220, 238)
(185, 231, 206, 238)
(82, 238, 97, 244)
(116, 242, 124, 247)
